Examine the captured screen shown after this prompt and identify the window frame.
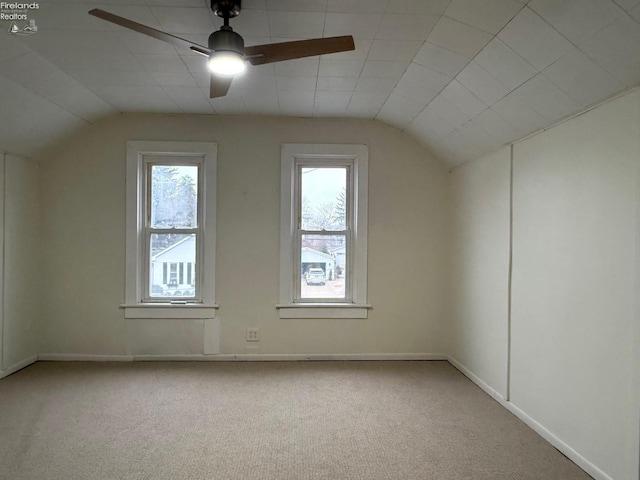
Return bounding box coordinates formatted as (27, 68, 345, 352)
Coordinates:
(143, 157, 202, 303)
(123, 141, 217, 319)
(278, 144, 370, 319)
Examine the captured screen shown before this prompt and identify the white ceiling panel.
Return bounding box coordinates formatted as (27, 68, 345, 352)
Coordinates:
(473, 38, 537, 91)
(316, 77, 358, 92)
(323, 13, 382, 39)
(612, 0, 640, 9)
(360, 61, 409, 80)
(444, 0, 525, 35)
(375, 14, 439, 41)
(542, 48, 623, 108)
(528, 0, 623, 45)
(511, 73, 580, 123)
(3, 1, 640, 165)
(491, 91, 548, 136)
(498, 7, 574, 71)
(268, 11, 326, 38)
(440, 80, 487, 118)
(467, 108, 523, 145)
(579, 14, 640, 87)
(327, 0, 388, 13)
(413, 42, 469, 78)
(376, 93, 424, 128)
(367, 40, 423, 62)
(424, 93, 474, 129)
(456, 61, 510, 106)
(393, 63, 450, 105)
(427, 17, 494, 59)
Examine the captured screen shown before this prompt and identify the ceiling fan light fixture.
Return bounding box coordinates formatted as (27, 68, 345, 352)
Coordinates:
(207, 51, 246, 76)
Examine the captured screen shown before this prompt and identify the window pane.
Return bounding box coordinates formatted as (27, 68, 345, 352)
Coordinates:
(300, 234, 346, 299)
(301, 167, 347, 231)
(150, 165, 198, 228)
(149, 233, 196, 298)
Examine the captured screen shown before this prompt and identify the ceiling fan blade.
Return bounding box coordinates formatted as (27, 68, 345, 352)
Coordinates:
(88, 9, 210, 54)
(244, 36, 355, 66)
(210, 75, 233, 98)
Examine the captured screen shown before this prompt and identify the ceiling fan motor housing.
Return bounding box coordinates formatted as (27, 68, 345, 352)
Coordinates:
(211, 0, 241, 18)
(209, 27, 244, 54)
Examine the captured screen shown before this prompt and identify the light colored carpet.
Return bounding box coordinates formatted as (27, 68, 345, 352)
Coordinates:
(0, 361, 591, 480)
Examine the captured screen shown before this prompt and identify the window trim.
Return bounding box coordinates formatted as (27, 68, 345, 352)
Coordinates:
(123, 141, 217, 319)
(278, 144, 370, 319)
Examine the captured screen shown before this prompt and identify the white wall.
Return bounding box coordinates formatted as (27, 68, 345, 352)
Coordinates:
(39, 115, 449, 357)
(0, 154, 40, 377)
(449, 90, 640, 480)
(448, 147, 511, 399)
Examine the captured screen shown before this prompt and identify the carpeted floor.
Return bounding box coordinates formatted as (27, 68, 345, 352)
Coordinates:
(0, 361, 592, 480)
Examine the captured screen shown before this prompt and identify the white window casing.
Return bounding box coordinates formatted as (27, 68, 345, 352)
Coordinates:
(123, 141, 217, 319)
(278, 144, 370, 319)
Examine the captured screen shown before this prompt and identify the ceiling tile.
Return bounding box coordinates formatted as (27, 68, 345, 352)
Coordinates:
(359, 61, 409, 80)
(631, 4, 640, 21)
(133, 54, 188, 73)
(413, 42, 469, 77)
(0, 35, 32, 63)
(375, 14, 439, 41)
(267, 0, 328, 11)
(473, 38, 537, 91)
(46, 87, 117, 120)
(354, 77, 399, 93)
(367, 40, 423, 61)
(347, 92, 387, 115)
(46, 51, 144, 72)
(317, 77, 358, 91)
(427, 17, 494, 59)
(324, 13, 382, 39)
(227, 9, 271, 37)
(386, 0, 451, 15)
(321, 38, 372, 61)
(579, 14, 640, 87)
(612, 0, 640, 9)
(159, 86, 214, 114)
(408, 107, 456, 140)
(318, 59, 364, 77)
(444, 0, 524, 34)
(150, 7, 215, 34)
(440, 80, 487, 118)
(274, 58, 319, 76)
(456, 61, 510, 106)
(232, 74, 277, 92)
(376, 93, 424, 128)
(491, 91, 548, 135)
(528, 0, 623, 45)
(277, 76, 318, 91)
(498, 7, 573, 70)
(152, 72, 197, 87)
(327, 0, 388, 13)
(68, 71, 158, 87)
(425, 93, 473, 129)
(268, 12, 326, 38)
(457, 120, 502, 152)
(467, 108, 523, 145)
(510, 73, 580, 123)
(542, 47, 623, 107)
(393, 63, 450, 106)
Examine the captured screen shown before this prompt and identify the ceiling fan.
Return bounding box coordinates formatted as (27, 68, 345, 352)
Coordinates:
(88, 0, 355, 98)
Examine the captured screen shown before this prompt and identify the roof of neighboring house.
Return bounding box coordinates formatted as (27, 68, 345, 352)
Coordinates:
(152, 235, 195, 261)
(301, 246, 335, 262)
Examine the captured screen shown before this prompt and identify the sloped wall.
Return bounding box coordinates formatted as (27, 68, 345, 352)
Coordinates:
(449, 90, 640, 480)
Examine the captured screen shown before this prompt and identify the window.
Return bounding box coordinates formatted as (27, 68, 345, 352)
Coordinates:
(279, 144, 369, 319)
(124, 141, 217, 319)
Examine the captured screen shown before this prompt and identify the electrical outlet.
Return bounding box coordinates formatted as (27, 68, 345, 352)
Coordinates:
(246, 328, 260, 342)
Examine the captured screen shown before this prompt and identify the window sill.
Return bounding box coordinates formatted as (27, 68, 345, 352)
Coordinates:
(276, 303, 371, 319)
(121, 303, 219, 319)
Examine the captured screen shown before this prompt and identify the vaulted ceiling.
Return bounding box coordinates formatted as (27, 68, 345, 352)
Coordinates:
(1, 0, 640, 166)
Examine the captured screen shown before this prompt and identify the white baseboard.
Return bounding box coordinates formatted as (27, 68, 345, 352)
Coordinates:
(38, 354, 134, 362)
(0, 354, 38, 379)
(35, 352, 446, 363)
(135, 352, 447, 362)
(446, 356, 613, 480)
